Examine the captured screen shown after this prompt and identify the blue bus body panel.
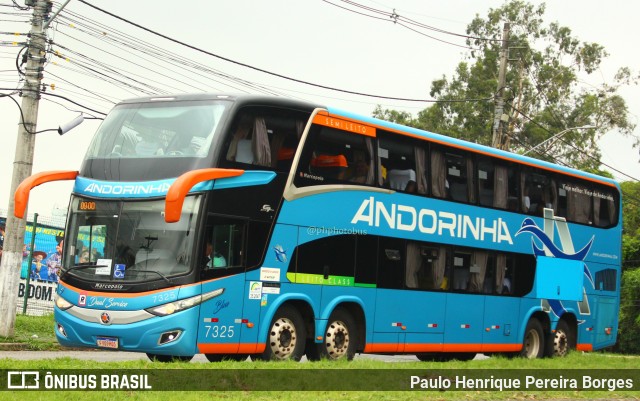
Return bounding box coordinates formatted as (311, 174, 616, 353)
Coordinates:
(54, 282, 203, 356)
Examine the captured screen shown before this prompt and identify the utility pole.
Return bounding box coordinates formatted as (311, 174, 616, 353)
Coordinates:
(491, 22, 510, 150)
(0, 0, 52, 337)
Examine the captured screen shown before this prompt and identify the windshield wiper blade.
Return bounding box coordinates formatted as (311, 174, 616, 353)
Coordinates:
(128, 269, 171, 285)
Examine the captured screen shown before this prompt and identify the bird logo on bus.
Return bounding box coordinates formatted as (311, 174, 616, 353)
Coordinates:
(274, 245, 287, 263)
(516, 208, 594, 321)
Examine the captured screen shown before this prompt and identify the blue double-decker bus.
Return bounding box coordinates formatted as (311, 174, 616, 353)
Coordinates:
(16, 93, 621, 361)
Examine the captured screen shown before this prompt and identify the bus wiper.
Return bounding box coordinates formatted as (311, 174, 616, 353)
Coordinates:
(128, 269, 171, 285)
(60, 263, 107, 280)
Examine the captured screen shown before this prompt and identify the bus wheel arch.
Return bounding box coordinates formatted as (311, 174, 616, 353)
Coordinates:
(253, 302, 309, 361)
(306, 303, 365, 361)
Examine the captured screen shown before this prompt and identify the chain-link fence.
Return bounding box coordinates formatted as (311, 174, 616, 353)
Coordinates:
(0, 209, 66, 316)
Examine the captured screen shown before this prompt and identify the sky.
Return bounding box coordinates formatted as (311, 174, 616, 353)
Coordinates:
(1, 0, 639, 219)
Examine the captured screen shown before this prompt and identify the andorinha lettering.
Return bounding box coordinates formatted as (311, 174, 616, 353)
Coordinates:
(352, 196, 513, 244)
(84, 182, 171, 195)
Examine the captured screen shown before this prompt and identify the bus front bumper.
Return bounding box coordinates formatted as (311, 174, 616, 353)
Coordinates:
(54, 305, 199, 356)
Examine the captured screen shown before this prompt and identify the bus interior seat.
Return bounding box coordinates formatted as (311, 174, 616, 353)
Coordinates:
(479, 188, 493, 206)
(449, 182, 467, 202)
(310, 154, 347, 179)
(388, 169, 416, 191)
(235, 139, 254, 164)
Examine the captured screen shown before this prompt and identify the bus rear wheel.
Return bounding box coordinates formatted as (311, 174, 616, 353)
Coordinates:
(204, 354, 248, 362)
(253, 305, 306, 361)
(520, 319, 545, 359)
(316, 308, 357, 361)
(146, 353, 193, 363)
(549, 320, 575, 357)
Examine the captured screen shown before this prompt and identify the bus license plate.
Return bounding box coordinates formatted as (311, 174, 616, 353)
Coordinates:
(96, 336, 118, 349)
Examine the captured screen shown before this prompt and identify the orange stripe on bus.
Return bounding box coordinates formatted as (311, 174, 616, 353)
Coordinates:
(576, 343, 593, 352)
(365, 343, 522, 353)
(312, 114, 376, 137)
(198, 343, 266, 354)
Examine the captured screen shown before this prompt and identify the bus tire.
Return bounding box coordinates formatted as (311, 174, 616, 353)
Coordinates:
(146, 353, 193, 363)
(520, 319, 545, 359)
(204, 354, 248, 362)
(317, 308, 357, 361)
(548, 320, 575, 357)
(255, 304, 306, 361)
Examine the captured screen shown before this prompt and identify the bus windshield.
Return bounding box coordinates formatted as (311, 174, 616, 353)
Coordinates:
(62, 195, 200, 284)
(85, 100, 228, 159)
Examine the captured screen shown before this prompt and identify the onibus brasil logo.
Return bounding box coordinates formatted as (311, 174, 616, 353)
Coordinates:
(515, 208, 594, 322)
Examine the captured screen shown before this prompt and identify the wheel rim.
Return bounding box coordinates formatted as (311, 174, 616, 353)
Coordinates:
(523, 328, 541, 358)
(268, 317, 299, 360)
(325, 320, 350, 359)
(554, 330, 568, 356)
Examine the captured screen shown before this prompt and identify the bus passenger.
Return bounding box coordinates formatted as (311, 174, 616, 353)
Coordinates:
(203, 240, 226, 269)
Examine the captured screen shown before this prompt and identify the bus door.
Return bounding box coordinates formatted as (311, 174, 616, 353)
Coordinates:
(482, 254, 520, 352)
(196, 219, 247, 355)
(443, 250, 485, 350)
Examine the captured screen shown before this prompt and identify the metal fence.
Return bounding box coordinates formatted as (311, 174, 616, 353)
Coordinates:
(1, 209, 66, 316)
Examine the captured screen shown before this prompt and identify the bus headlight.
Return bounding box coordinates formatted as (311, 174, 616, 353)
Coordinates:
(54, 293, 73, 311)
(145, 288, 224, 317)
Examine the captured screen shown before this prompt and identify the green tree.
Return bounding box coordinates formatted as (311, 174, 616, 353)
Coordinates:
(373, 1, 637, 171)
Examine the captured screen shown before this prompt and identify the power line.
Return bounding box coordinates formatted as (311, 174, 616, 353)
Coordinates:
(76, 0, 493, 104)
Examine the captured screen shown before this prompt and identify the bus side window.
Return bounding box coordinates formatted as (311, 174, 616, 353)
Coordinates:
(378, 237, 405, 289)
(379, 132, 427, 194)
(452, 251, 470, 291)
(226, 114, 272, 167)
(406, 243, 447, 290)
(445, 152, 474, 203)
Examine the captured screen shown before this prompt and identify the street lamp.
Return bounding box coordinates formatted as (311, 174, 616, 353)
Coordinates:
(523, 125, 596, 156)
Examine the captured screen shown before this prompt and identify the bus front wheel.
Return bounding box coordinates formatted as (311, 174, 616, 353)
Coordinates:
(316, 308, 357, 361)
(520, 319, 545, 359)
(254, 305, 306, 361)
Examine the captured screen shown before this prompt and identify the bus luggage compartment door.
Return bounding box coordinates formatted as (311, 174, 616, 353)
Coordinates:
(533, 256, 583, 301)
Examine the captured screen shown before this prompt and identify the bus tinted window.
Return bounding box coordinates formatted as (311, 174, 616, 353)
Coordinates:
(295, 125, 375, 187)
(355, 235, 377, 286)
(521, 170, 556, 216)
(296, 235, 356, 279)
(379, 133, 427, 194)
(477, 157, 517, 210)
(86, 101, 226, 159)
(377, 237, 405, 289)
(224, 106, 309, 171)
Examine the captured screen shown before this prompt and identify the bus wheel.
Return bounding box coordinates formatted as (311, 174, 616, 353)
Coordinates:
(520, 319, 545, 359)
(318, 308, 357, 361)
(146, 353, 193, 363)
(205, 354, 248, 362)
(550, 320, 575, 357)
(256, 305, 306, 361)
